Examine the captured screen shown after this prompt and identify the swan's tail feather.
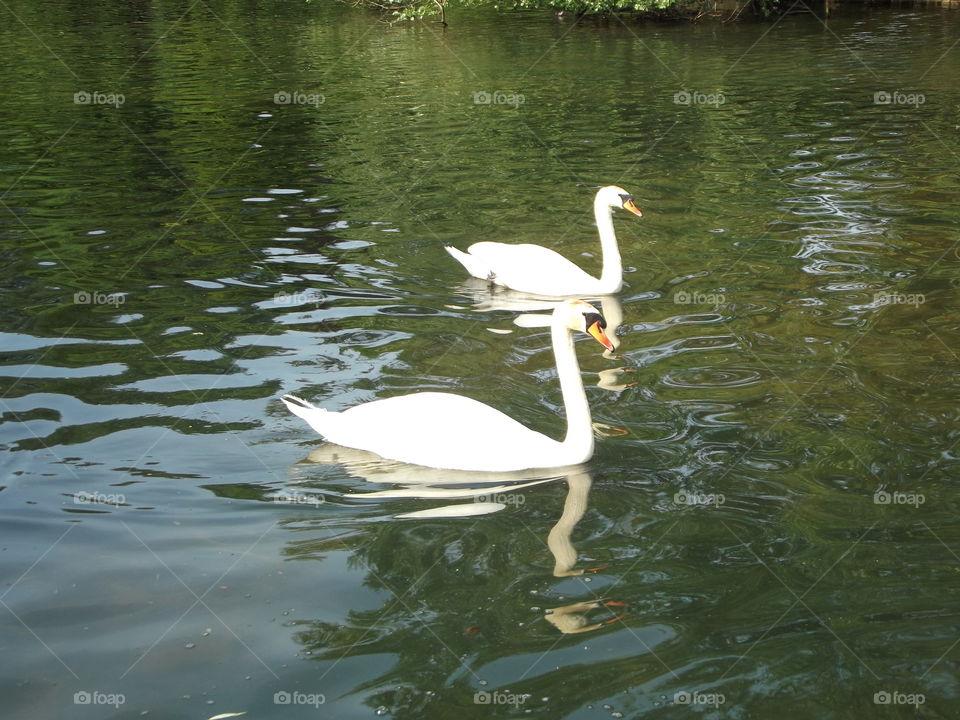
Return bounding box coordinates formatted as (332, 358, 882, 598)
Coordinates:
(444, 245, 469, 266)
(445, 246, 489, 280)
(281, 394, 331, 437)
(282, 393, 316, 411)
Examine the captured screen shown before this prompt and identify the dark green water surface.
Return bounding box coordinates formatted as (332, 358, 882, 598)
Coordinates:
(1, 2, 959, 718)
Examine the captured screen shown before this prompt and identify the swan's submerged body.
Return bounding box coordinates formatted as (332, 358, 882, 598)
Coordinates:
(282, 300, 613, 472)
(445, 185, 642, 296)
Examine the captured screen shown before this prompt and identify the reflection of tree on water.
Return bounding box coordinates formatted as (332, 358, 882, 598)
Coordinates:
(452, 281, 628, 356)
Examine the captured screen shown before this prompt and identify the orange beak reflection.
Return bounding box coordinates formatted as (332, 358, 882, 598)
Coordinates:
(623, 198, 643, 217)
(588, 321, 615, 351)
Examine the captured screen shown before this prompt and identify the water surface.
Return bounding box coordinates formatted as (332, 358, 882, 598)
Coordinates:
(1, 2, 959, 718)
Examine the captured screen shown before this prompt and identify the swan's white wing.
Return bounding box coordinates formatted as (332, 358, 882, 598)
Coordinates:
(457, 242, 601, 296)
(319, 392, 561, 471)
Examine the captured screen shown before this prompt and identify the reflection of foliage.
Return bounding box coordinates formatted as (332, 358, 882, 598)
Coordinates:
(285, 510, 650, 719)
(347, 0, 711, 21)
(341, 0, 796, 31)
(751, 0, 782, 16)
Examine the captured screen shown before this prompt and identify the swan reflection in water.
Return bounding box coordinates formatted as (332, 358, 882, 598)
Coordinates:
(544, 471, 629, 634)
(292, 450, 629, 633)
(300, 443, 575, 515)
(451, 286, 636, 436)
(451, 281, 637, 400)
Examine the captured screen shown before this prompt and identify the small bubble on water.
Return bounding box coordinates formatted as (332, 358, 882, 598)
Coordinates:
(184, 642, 196, 649)
(375, 706, 389, 716)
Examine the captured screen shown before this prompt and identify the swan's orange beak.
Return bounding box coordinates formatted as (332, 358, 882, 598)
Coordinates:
(588, 321, 615, 351)
(623, 198, 643, 217)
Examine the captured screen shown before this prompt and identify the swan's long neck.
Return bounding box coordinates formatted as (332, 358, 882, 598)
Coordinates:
(594, 196, 622, 291)
(553, 320, 594, 462)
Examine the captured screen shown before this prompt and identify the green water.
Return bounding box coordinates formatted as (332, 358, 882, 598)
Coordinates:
(1, 1, 959, 717)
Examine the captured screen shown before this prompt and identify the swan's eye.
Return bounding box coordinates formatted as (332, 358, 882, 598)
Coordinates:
(618, 193, 633, 204)
(583, 312, 606, 329)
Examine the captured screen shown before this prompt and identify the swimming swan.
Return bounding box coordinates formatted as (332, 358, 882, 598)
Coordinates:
(281, 300, 614, 472)
(445, 185, 642, 296)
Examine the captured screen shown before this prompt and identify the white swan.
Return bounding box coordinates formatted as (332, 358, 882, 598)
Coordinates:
(445, 185, 642, 296)
(281, 300, 614, 472)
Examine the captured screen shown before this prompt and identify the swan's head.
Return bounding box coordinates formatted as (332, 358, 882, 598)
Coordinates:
(596, 185, 643, 217)
(559, 300, 615, 351)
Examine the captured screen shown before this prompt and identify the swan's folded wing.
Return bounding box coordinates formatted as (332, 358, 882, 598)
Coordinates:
(325, 392, 559, 471)
(464, 242, 598, 295)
